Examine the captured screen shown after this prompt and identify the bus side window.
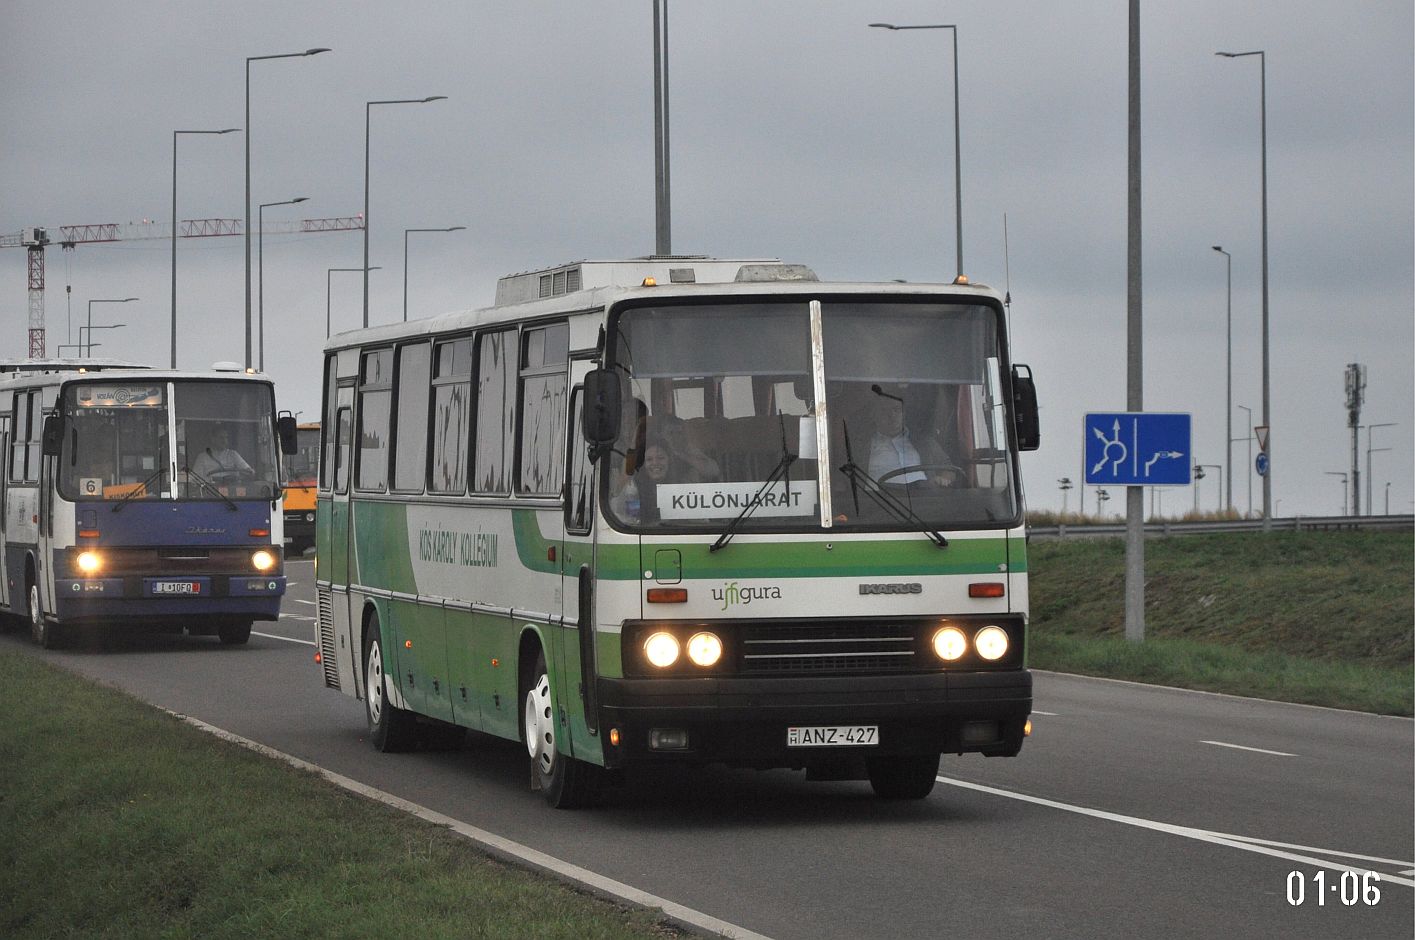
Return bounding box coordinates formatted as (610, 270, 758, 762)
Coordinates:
(334, 407, 352, 494)
(566, 388, 592, 533)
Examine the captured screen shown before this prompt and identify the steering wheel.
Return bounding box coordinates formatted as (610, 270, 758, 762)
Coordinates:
(877, 463, 963, 486)
(212, 467, 256, 483)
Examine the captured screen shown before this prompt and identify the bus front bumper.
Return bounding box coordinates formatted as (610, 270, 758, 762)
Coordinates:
(595, 669, 1030, 769)
(53, 576, 285, 623)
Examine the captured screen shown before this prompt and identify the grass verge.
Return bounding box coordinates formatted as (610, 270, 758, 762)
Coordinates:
(0, 650, 672, 940)
(1026, 530, 1413, 715)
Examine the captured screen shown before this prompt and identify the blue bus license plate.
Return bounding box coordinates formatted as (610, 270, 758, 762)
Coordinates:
(148, 580, 205, 596)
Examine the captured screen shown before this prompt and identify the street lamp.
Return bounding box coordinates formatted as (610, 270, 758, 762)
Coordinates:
(1057, 477, 1073, 514)
(1217, 50, 1270, 528)
(56, 344, 86, 357)
(869, 22, 964, 279)
(328, 266, 380, 338)
(246, 47, 330, 369)
(364, 96, 447, 329)
(403, 226, 465, 321)
(1236, 403, 1254, 515)
(259, 196, 310, 371)
(86, 298, 137, 357)
(1198, 464, 1223, 513)
(173, 127, 240, 369)
(81, 323, 126, 358)
(1212, 246, 1233, 511)
(1324, 471, 1348, 516)
(1365, 423, 1395, 516)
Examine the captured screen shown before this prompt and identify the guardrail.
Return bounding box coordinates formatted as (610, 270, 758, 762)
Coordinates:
(1027, 514, 1414, 539)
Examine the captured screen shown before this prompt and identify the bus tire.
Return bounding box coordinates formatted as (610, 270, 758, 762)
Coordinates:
(218, 620, 252, 645)
(28, 576, 62, 650)
(364, 616, 417, 753)
(522, 650, 598, 809)
(866, 753, 940, 800)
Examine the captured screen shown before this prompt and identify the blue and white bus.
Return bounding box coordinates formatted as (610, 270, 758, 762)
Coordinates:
(0, 359, 297, 647)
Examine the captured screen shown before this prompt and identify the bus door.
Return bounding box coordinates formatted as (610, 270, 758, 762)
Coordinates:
(328, 386, 358, 689)
(560, 366, 600, 748)
(0, 425, 8, 610)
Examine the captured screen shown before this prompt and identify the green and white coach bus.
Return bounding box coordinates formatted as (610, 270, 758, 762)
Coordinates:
(316, 258, 1040, 807)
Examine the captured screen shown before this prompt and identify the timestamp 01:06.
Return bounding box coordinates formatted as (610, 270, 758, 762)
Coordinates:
(1286, 870, 1381, 906)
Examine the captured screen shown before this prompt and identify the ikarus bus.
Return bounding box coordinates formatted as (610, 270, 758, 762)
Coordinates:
(0, 359, 299, 647)
(316, 258, 1040, 807)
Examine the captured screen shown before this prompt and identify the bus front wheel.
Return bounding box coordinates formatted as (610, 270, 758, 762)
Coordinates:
(364, 618, 417, 752)
(218, 620, 252, 645)
(522, 650, 597, 809)
(866, 753, 940, 800)
(28, 578, 61, 650)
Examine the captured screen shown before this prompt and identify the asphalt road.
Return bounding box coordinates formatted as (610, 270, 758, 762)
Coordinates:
(7, 556, 1412, 940)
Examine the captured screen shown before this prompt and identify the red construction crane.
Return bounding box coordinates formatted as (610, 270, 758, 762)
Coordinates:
(1, 216, 364, 357)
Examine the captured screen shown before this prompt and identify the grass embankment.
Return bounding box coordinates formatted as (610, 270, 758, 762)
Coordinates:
(1027, 530, 1414, 715)
(0, 652, 670, 940)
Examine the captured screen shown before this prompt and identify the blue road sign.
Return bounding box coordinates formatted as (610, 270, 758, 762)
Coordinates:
(1083, 412, 1193, 486)
(1256, 452, 1269, 477)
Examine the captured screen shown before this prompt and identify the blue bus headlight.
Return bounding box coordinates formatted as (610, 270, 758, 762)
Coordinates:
(251, 549, 276, 572)
(76, 550, 102, 575)
(975, 625, 1009, 661)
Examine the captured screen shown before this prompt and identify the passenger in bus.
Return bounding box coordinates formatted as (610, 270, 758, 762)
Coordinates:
(192, 426, 255, 482)
(866, 391, 960, 487)
(611, 440, 671, 522)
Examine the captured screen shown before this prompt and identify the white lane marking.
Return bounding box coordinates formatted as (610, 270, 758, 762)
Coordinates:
(171, 714, 774, 940)
(1201, 740, 1298, 758)
(1032, 710, 1059, 716)
(252, 630, 315, 646)
(293, 598, 317, 606)
(280, 614, 316, 622)
(936, 776, 1414, 889)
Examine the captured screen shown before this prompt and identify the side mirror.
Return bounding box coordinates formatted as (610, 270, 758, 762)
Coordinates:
(41, 414, 64, 457)
(580, 368, 621, 449)
(276, 415, 298, 455)
(1012, 364, 1040, 451)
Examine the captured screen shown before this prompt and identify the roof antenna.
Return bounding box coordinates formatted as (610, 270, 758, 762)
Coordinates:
(1003, 212, 1014, 350)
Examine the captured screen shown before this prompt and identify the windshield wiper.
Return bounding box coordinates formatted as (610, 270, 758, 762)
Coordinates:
(837, 420, 947, 548)
(182, 465, 239, 512)
(111, 466, 167, 513)
(710, 417, 798, 553)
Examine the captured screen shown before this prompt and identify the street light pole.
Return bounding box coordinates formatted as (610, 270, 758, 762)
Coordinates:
(1237, 403, 1253, 515)
(258, 196, 309, 371)
(1217, 50, 1270, 529)
(245, 47, 330, 370)
(1365, 423, 1394, 516)
(328, 266, 380, 339)
(1212, 246, 1233, 511)
(173, 128, 239, 369)
(81, 323, 126, 358)
(364, 96, 447, 330)
(86, 298, 137, 357)
(869, 22, 964, 278)
(403, 226, 465, 321)
(1325, 471, 1348, 515)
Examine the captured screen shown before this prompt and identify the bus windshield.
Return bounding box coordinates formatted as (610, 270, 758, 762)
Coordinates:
(604, 299, 1018, 532)
(59, 380, 281, 501)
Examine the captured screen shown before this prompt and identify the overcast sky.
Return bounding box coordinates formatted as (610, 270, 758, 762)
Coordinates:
(3, 1, 1411, 517)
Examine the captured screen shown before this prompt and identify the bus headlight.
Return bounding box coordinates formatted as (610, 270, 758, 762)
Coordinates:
(932, 626, 968, 662)
(686, 632, 723, 667)
(643, 632, 680, 668)
(251, 549, 276, 572)
(975, 625, 1009, 661)
(76, 550, 102, 575)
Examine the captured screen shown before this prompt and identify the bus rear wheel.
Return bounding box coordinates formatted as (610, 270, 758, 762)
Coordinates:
(364, 617, 417, 752)
(29, 579, 62, 650)
(522, 651, 598, 808)
(866, 753, 940, 800)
